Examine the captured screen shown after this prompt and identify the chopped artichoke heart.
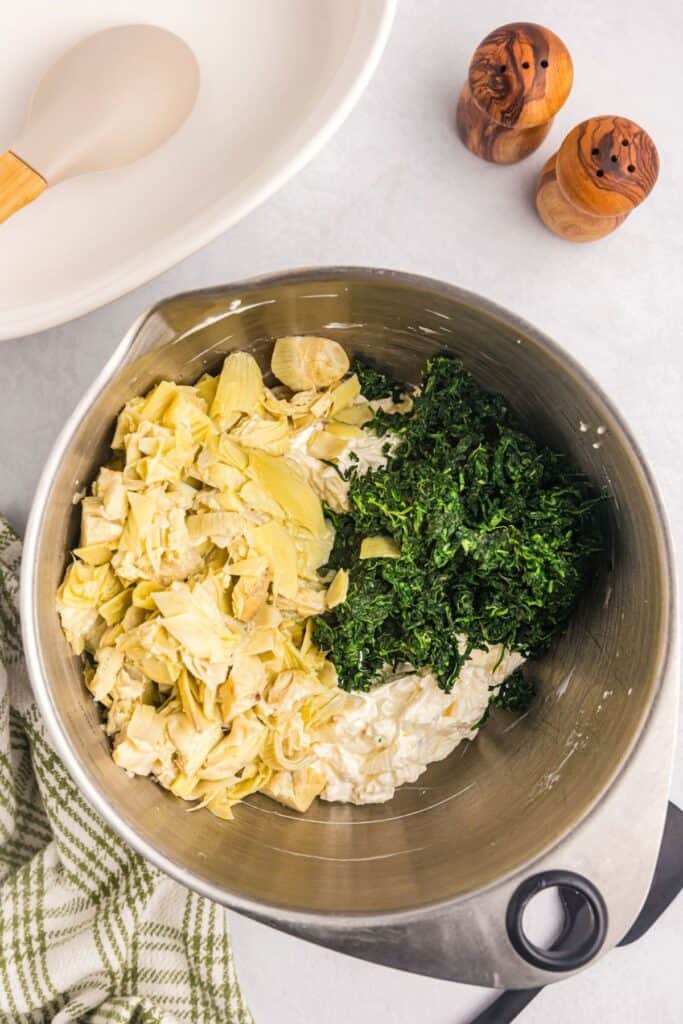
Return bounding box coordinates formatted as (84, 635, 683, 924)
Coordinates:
(232, 415, 290, 454)
(360, 536, 401, 559)
(333, 402, 374, 426)
(326, 569, 349, 608)
(162, 392, 214, 446)
(247, 450, 325, 535)
(250, 521, 298, 600)
(140, 380, 178, 424)
(195, 373, 218, 407)
(98, 587, 133, 626)
(216, 435, 249, 470)
(57, 342, 398, 820)
(166, 713, 223, 777)
(73, 543, 114, 566)
(132, 580, 162, 610)
(260, 766, 326, 813)
(89, 647, 124, 701)
(325, 421, 365, 440)
(330, 373, 360, 413)
(227, 556, 269, 576)
(231, 572, 269, 622)
(219, 652, 266, 722)
(200, 714, 266, 780)
(271, 336, 349, 391)
(306, 430, 348, 461)
(211, 352, 264, 422)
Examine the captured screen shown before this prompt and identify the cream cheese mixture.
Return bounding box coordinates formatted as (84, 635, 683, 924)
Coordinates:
(314, 647, 525, 804)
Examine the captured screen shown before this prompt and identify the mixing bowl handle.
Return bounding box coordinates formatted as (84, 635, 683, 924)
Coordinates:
(505, 869, 608, 972)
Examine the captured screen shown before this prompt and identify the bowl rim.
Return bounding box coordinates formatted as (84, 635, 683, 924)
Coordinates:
(0, 1, 396, 341)
(20, 265, 677, 927)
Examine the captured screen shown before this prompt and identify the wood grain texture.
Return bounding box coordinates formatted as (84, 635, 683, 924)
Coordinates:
(536, 153, 627, 242)
(535, 116, 658, 242)
(0, 151, 47, 224)
(556, 116, 659, 217)
(469, 22, 573, 128)
(456, 22, 572, 164)
(456, 83, 553, 164)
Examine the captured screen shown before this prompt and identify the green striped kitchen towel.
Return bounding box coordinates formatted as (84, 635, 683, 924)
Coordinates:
(0, 519, 251, 1024)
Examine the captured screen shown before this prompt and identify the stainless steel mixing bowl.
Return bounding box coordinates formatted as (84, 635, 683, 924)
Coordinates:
(22, 268, 675, 959)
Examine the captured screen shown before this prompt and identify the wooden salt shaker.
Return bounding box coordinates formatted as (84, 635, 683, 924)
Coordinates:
(536, 116, 659, 241)
(456, 22, 573, 164)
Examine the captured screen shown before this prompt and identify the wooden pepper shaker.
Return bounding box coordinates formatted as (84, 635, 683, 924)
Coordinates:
(456, 22, 573, 164)
(536, 116, 659, 241)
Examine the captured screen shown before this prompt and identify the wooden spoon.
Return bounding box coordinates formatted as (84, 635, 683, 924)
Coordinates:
(0, 24, 199, 223)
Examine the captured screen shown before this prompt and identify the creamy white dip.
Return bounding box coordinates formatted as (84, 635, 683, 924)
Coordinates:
(314, 647, 525, 804)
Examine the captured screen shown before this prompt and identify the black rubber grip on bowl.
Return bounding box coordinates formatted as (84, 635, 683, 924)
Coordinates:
(505, 870, 608, 972)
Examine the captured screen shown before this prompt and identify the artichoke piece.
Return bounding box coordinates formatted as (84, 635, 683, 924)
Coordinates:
(250, 521, 298, 600)
(162, 392, 214, 447)
(140, 380, 178, 424)
(112, 704, 174, 777)
(98, 587, 133, 626)
(132, 580, 163, 610)
(195, 459, 244, 491)
(333, 402, 374, 426)
(266, 670, 323, 714)
(204, 761, 272, 820)
(329, 373, 360, 413)
(195, 372, 218, 407)
(239, 480, 286, 521)
(79, 497, 123, 546)
(186, 511, 243, 545)
(88, 647, 124, 702)
(231, 416, 290, 454)
(261, 766, 326, 813)
(324, 421, 365, 440)
(226, 556, 269, 576)
(305, 430, 348, 461)
(176, 669, 209, 732)
(262, 726, 315, 772)
(211, 352, 264, 424)
(271, 336, 349, 391)
(170, 771, 201, 801)
(359, 536, 401, 559)
(139, 654, 180, 687)
(247, 450, 324, 535)
(166, 712, 223, 777)
(57, 561, 119, 609)
(326, 569, 349, 609)
(294, 526, 334, 579)
(73, 543, 114, 566)
(199, 714, 266, 781)
(118, 491, 156, 553)
(231, 572, 269, 622)
(216, 435, 249, 470)
(218, 652, 266, 722)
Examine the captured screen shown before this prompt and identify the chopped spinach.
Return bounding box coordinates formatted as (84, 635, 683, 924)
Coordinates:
(350, 357, 405, 402)
(314, 355, 603, 695)
(489, 669, 537, 712)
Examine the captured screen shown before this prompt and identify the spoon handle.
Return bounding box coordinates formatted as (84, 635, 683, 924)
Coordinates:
(0, 151, 46, 224)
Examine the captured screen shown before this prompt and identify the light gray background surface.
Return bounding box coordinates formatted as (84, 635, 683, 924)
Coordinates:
(1, 1, 681, 1020)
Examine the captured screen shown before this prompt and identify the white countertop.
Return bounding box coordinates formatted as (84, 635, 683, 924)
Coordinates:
(1, 0, 681, 1020)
